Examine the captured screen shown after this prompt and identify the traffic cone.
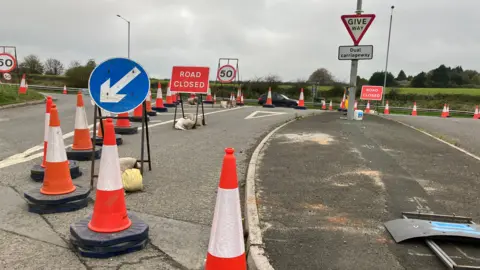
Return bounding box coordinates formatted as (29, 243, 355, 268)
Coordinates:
(213, 93, 217, 105)
(263, 87, 275, 108)
(204, 85, 213, 104)
(130, 103, 149, 122)
(205, 148, 246, 270)
(63, 85, 67, 94)
(165, 81, 176, 107)
(341, 90, 346, 109)
(19, 74, 27, 94)
(354, 100, 358, 110)
(42, 97, 53, 168)
(145, 89, 157, 116)
(89, 118, 131, 232)
(294, 88, 307, 110)
(441, 104, 448, 118)
(329, 100, 333, 111)
(115, 112, 138, 134)
(70, 117, 149, 258)
(384, 101, 390, 115)
(411, 102, 418, 116)
(473, 105, 479, 119)
(152, 82, 168, 112)
(236, 88, 244, 106)
(94, 109, 123, 146)
(365, 101, 371, 114)
(26, 82, 29, 91)
(446, 104, 450, 117)
(67, 91, 102, 161)
(321, 100, 326, 110)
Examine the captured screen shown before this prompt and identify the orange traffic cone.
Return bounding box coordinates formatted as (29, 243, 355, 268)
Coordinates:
(213, 93, 217, 105)
(294, 88, 307, 110)
(329, 100, 333, 111)
(94, 109, 123, 146)
(115, 112, 138, 134)
(263, 87, 274, 108)
(240, 94, 244, 106)
(153, 82, 168, 112)
(441, 104, 448, 118)
(145, 89, 157, 116)
(205, 148, 246, 270)
(412, 102, 418, 116)
(384, 101, 390, 115)
(63, 85, 67, 94)
(30, 96, 53, 181)
(204, 85, 213, 104)
(130, 104, 149, 122)
(67, 91, 101, 160)
(236, 88, 244, 106)
(19, 74, 27, 94)
(365, 101, 371, 113)
(88, 118, 131, 232)
(446, 104, 450, 117)
(473, 105, 479, 119)
(321, 100, 326, 110)
(341, 90, 346, 109)
(354, 100, 358, 110)
(165, 81, 175, 107)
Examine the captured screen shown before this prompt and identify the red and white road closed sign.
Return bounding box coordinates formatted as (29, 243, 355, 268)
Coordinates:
(170, 66, 210, 94)
(360, 85, 383, 101)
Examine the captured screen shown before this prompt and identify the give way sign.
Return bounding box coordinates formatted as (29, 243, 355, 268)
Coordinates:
(341, 14, 376, 45)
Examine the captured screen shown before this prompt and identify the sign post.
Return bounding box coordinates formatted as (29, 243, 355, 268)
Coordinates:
(170, 66, 210, 127)
(88, 57, 152, 186)
(215, 58, 240, 104)
(341, 2, 376, 120)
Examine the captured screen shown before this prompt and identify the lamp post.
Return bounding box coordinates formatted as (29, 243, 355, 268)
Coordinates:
(116, 14, 130, 59)
(382, 6, 395, 105)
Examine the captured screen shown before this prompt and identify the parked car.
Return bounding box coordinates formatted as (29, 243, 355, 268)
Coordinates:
(257, 92, 298, 107)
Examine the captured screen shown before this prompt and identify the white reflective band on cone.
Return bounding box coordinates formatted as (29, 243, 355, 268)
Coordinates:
(267, 90, 272, 99)
(46, 126, 67, 162)
(208, 188, 245, 258)
(97, 145, 123, 191)
(44, 113, 50, 142)
(300, 92, 304, 100)
(74, 107, 89, 129)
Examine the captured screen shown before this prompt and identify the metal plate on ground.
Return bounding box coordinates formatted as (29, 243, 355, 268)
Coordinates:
(385, 219, 480, 243)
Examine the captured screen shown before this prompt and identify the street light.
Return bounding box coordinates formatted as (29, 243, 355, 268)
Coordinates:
(116, 14, 130, 59)
(382, 5, 394, 105)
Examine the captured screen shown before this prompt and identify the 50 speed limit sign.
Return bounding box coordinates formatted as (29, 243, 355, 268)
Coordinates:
(0, 53, 17, 73)
(217, 64, 236, 83)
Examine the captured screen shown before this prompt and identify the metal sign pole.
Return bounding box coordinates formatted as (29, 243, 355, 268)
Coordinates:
(347, 0, 363, 120)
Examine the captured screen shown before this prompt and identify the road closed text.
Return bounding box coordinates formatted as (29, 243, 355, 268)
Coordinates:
(360, 85, 383, 101)
(170, 66, 210, 93)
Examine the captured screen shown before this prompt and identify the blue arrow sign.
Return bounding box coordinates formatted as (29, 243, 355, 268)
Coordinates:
(89, 57, 150, 114)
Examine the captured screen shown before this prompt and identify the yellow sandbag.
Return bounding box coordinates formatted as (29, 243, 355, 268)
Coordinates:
(122, 168, 143, 192)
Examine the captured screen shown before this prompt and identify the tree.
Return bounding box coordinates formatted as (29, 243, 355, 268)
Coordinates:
(68, 60, 81, 69)
(44, 58, 64, 75)
(308, 68, 334, 85)
(65, 60, 97, 87)
(368, 71, 395, 86)
(356, 76, 368, 88)
(429, 65, 450, 87)
(411, 72, 428, 87)
(396, 70, 407, 81)
(19, 54, 44, 74)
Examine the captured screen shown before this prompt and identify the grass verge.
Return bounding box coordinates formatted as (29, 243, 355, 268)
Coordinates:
(0, 84, 45, 106)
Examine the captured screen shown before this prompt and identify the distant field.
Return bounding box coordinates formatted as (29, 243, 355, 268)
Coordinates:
(386, 87, 480, 96)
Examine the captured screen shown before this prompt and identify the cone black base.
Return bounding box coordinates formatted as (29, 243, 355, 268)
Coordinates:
(152, 107, 168, 112)
(66, 148, 102, 161)
(24, 185, 90, 214)
(147, 111, 157, 116)
(70, 213, 149, 258)
(263, 104, 275, 108)
(129, 116, 150, 122)
(294, 106, 307, 110)
(236, 103, 244, 106)
(203, 101, 213, 104)
(114, 126, 138, 135)
(164, 103, 176, 108)
(92, 135, 123, 146)
(30, 160, 82, 182)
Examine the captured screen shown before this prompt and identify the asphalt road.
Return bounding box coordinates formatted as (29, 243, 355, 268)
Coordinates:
(256, 113, 480, 270)
(383, 114, 480, 157)
(0, 93, 322, 270)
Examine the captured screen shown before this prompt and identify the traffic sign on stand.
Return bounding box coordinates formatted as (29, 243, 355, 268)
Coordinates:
(170, 66, 210, 94)
(360, 85, 383, 101)
(338, 45, 373, 60)
(341, 14, 376, 45)
(217, 64, 236, 83)
(0, 53, 17, 73)
(88, 57, 150, 114)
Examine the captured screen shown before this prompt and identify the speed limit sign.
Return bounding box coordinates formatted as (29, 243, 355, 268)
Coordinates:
(3, 73, 11, 81)
(217, 64, 236, 83)
(0, 53, 16, 73)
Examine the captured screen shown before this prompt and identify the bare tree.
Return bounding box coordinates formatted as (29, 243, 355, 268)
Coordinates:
(44, 58, 64, 75)
(68, 60, 81, 70)
(19, 54, 44, 74)
(308, 68, 334, 85)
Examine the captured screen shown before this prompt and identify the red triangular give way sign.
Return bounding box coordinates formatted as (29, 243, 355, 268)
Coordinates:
(341, 14, 376, 45)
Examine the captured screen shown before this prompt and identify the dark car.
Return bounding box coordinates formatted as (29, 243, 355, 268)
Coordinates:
(257, 92, 298, 107)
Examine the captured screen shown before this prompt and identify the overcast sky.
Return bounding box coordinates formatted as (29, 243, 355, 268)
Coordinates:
(3, 0, 478, 82)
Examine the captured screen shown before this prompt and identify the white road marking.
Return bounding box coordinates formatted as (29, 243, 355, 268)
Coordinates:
(245, 110, 287, 120)
(0, 106, 249, 169)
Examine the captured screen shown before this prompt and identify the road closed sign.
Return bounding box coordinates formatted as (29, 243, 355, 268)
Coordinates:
(170, 66, 210, 94)
(360, 85, 383, 101)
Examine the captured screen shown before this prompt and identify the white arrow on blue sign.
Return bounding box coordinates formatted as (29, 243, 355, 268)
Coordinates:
(89, 57, 150, 114)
